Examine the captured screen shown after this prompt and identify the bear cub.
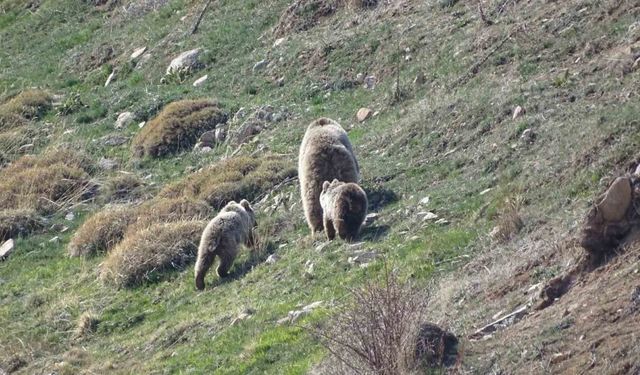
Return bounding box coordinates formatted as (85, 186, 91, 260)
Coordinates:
(194, 199, 256, 290)
(319, 179, 368, 241)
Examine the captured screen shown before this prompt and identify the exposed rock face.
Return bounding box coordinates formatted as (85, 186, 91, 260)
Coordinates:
(166, 48, 202, 75)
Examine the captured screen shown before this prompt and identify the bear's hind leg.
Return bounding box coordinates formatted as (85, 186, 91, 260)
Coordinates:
(324, 216, 336, 240)
(217, 253, 235, 278)
(195, 251, 216, 290)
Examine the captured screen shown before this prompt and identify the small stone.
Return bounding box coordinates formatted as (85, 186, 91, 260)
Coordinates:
(304, 261, 315, 277)
(130, 46, 147, 60)
(364, 75, 377, 89)
(49, 236, 60, 243)
(414, 72, 426, 86)
(98, 158, 118, 170)
(65, 212, 75, 221)
(265, 254, 279, 264)
(512, 105, 525, 120)
(101, 134, 128, 147)
(199, 146, 212, 153)
(253, 59, 268, 72)
(356, 107, 373, 122)
(138, 121, 146, 128)
(0, 239, 15, 260)
(115, 112, 135, 129)
(348, 251, 379, 266)
(435, 218, 450, 225)
(365, 213, 379, 225)
(193, 75, 208, 87)
(104, 71, 115, 87)
(18, 143, 34, 152)
(420, 196, 430, 205)
(273, 37, 286, 47)
(597, 177, 632, 222)
(230, 311, 252, 326)
(356, 73, 364, 82)
(276, 77, 285, 87)
(520, 128, 535, 144)
(420, 212, 439, 221)
(166, 48, 202, 75)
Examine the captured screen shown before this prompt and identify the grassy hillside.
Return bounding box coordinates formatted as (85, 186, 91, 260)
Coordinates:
(0, 0, 639, 373)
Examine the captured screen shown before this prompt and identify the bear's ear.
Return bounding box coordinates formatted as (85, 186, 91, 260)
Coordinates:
(240, 199, 252, 211)
(322, 181, 330, 191)
(332, 178, 339, 184)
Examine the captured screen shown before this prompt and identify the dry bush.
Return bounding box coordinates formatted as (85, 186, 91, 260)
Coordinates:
(0, 149, 95, 215)
(75, 311, 99, 338)
(69, 197, 212, 257)
(68, 205, 138, 257)
(0, 89, 52, 130)
(491, 195, 524, 242)
(131, 99, 228, 158)
(102, 173, 146, 203)
(99, 220, 206, 288)
(0, 209, 44, 241)
(159, 155, 297, 209)
(313, 269, 428, 375)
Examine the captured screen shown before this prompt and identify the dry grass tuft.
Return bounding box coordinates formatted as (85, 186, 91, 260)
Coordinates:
(131, 99, 227, 158)
(68, 205, 138, 257)
(491, 196, 525, 242)
(102, 173, 146, 203)
(75, 311, 99, 338)
(0, 89, 52, 130)
(160, 155, 297, 209)
(0, 128, 35, 168)
(99, 220, 206, 288)
(69, 197, 212, 257)
(0, 149, 96, 215)
(0, 209, 44, 241)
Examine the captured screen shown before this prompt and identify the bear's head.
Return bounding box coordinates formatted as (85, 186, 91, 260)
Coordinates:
(239, 199, 257, 228)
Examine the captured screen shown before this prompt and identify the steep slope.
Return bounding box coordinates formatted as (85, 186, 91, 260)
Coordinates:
(0, 0, 639, 374)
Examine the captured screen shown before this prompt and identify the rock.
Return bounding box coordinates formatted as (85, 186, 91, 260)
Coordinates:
(348, 251, 379, 266)
(356, 73, 364, 82)
(265, 254, 279, 264)
(414, 72, 426, 86)
(98, 158, 118, 170)
(214, 127, 226, 143)
(276, 77, 285, 87)
(435, 218, 450, 225)
(139, 53, 152, 65)
(230, 310, 253, 326)
(166, 48, 202, 75)
(364, 75, 377, 89)
(273, 37, 286, 47)
(597, 177, 632, 222)
(138, 121, 146, 128)
(199, 130, 217, 146)
(278, 301, 323, 325)
(0, 239, 15, 260)
(193, 75, 208, 87)
(356, 107, 373, 122)
(364, 213, 379, 225)
(420, 196, 430, 205)
(18, 143, 34, 153)
(420, 212, 439, 221)
(304, 261, 315, 277)
(104, 71, 115, 87)
(115, 112, 135, 129)
(130, 46, 147, 60)
(253, 59, 268, 72)
(199, 146, 212, 153)
(49, 236, 60, 244)
(414, 323, 459, 368)
(65, 212, 75, 221)
(512, 105, 525, 120)
(520, 128, 535, 144)
(101, 134, 128, 147)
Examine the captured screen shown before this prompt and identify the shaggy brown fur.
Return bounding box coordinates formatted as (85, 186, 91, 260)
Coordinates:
(194, 199, 256, 290)
(298, 118, 359, 233)
(320, 179, 367, 241)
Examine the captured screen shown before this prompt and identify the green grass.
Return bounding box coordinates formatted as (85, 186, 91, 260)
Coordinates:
(1, 0, 640, 373)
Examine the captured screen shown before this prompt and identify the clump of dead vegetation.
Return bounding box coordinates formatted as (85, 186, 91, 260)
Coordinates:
(0, 89, 52, 130)
(131, 99, 227, 158)
(101, 173, 147, 203)
(68, 197, 212, 257)
(99, 220, 206, 288)
(312, 269, 456, 374)
(0, 127, 36, 168)
(0, 209, 44, 241)
(0, 149, 95, 215)
(159, 155, 297, 209)
(75, 311, 99, 338)
(489, 195, 524, 242)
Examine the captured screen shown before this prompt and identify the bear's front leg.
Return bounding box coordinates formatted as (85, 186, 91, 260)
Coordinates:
(324, 216, 336, 240)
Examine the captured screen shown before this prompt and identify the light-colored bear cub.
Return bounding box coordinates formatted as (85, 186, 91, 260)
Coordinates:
(320, 179, 368, 242)
(194, 199, 256, 290)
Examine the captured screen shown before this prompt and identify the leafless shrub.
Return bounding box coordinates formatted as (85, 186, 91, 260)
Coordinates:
(312, 266, 428, 374)
(491, 195, 524, 242)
